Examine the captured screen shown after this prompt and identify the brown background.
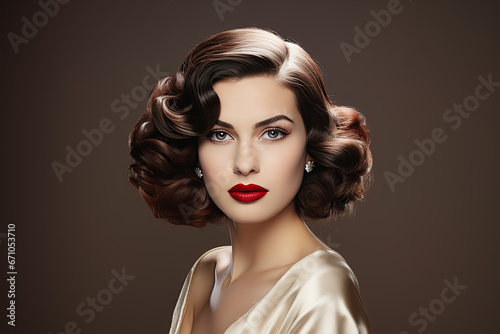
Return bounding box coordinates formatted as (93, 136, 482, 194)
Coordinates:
(1, 0, 499, 333)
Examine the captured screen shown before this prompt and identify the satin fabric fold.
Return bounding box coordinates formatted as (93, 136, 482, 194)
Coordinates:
(169, 247, 371, 334)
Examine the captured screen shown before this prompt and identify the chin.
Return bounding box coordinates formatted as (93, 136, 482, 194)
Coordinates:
(221, 208, 270, 224)
(220, 199, 295, 225)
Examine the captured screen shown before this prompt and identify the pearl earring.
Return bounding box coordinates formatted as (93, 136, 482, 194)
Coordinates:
(305, 160, 314, 173)
(195, 167, 203, 178)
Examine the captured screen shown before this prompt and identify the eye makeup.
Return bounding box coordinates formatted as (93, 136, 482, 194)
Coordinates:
(206, 126, 291, 144)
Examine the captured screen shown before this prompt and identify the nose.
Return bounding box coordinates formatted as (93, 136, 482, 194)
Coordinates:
(233, 140, 259, 176)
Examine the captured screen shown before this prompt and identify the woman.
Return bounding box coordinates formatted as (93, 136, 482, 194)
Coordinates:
(128, 27, 373, 333)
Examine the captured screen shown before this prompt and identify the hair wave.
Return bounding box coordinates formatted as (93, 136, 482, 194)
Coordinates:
(128, 27, 373, 228)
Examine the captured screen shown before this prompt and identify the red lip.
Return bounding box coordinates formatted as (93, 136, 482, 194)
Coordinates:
(229, 184, 268, 192)
(228, 183, 268, 202)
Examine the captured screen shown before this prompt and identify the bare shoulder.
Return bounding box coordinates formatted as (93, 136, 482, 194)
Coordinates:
(198, 245, 230, 266)
(187, 246, 230, 311)
(179, 246, 230, 333)
(190, 246, 229, 283)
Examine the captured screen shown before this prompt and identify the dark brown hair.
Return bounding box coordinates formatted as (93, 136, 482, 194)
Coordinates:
(128, 27, 373, 228)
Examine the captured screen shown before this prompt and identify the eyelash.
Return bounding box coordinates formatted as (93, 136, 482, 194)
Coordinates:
(207, 127, 291, 143)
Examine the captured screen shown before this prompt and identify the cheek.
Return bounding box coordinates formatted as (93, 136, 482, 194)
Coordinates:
(198, 143, 233, 199)
(262, 139, 307, 185)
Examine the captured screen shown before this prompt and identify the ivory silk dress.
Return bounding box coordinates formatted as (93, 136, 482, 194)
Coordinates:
(169, 246, 371, 333)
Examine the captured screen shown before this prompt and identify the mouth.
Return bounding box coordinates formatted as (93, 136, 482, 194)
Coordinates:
(228, 183, 269, 202)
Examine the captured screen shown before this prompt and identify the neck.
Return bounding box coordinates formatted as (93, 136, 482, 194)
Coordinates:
(224, 201, 327, 284)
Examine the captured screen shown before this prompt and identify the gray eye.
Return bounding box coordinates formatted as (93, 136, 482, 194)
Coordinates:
(215, 131, 227, 140)
(262, 129, 285, 140)
(209, 130, 231, 141)
(267, 130, 279, 138)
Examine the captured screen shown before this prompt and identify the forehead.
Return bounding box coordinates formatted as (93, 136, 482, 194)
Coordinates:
(212, 76, 301, 125)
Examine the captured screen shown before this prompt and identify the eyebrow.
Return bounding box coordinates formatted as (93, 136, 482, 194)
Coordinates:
(216, 115, 294, 130)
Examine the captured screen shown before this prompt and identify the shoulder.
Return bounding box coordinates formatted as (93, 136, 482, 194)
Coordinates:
(172, 246, 229, 333)
(296, 249, 362, 297)
(186, 246, 230, 307)
(192, 245, 230, 273)
(188, 245, 229, 286)
(288, 249, 371, 332)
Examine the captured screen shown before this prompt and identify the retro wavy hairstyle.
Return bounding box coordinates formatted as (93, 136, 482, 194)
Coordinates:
(128, 27, 373, 228)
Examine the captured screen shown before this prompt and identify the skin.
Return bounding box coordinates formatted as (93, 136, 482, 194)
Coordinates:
(194, 75, 331, 333)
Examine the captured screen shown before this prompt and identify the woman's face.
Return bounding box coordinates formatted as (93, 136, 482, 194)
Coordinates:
(198, 76, 310, 224)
